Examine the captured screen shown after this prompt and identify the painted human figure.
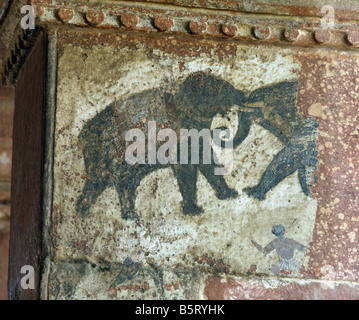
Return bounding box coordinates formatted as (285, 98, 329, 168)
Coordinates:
(251, 224, 307, 275)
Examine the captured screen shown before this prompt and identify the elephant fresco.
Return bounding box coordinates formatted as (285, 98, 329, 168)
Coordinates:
(76, 72, 318, 220)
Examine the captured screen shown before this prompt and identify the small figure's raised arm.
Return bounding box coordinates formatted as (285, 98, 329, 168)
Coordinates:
(251, 240, 265, 253)
(252, 239, 276, 256)
(293, 240, 307, 252)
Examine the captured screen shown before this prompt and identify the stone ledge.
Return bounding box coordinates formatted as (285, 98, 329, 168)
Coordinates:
(33, 1, 359, 50)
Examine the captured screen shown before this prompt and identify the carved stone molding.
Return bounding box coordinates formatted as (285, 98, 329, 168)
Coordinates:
(32, 1, 359, 50)
(2, 0, 359, 85)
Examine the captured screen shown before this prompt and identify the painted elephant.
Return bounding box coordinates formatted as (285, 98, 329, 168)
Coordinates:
(76, 72, 251, 219)
(76, 72, 318, 220)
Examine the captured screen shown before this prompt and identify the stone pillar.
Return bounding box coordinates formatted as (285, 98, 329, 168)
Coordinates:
(1, 0, 359, 300)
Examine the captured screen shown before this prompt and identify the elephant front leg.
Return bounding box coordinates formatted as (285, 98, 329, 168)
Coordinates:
(172, 164, 203, 215)
(198, 164, 238, 200)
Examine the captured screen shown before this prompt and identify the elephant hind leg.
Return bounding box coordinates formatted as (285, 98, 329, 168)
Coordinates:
(77, 177, 109, 216)
(198, 164, 238, 200)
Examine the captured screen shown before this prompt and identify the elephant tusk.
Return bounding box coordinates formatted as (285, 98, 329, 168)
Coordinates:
(211, 126, 234, 148)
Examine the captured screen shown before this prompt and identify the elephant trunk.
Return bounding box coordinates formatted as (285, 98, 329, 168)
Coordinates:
(231, 110, 252, 147)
